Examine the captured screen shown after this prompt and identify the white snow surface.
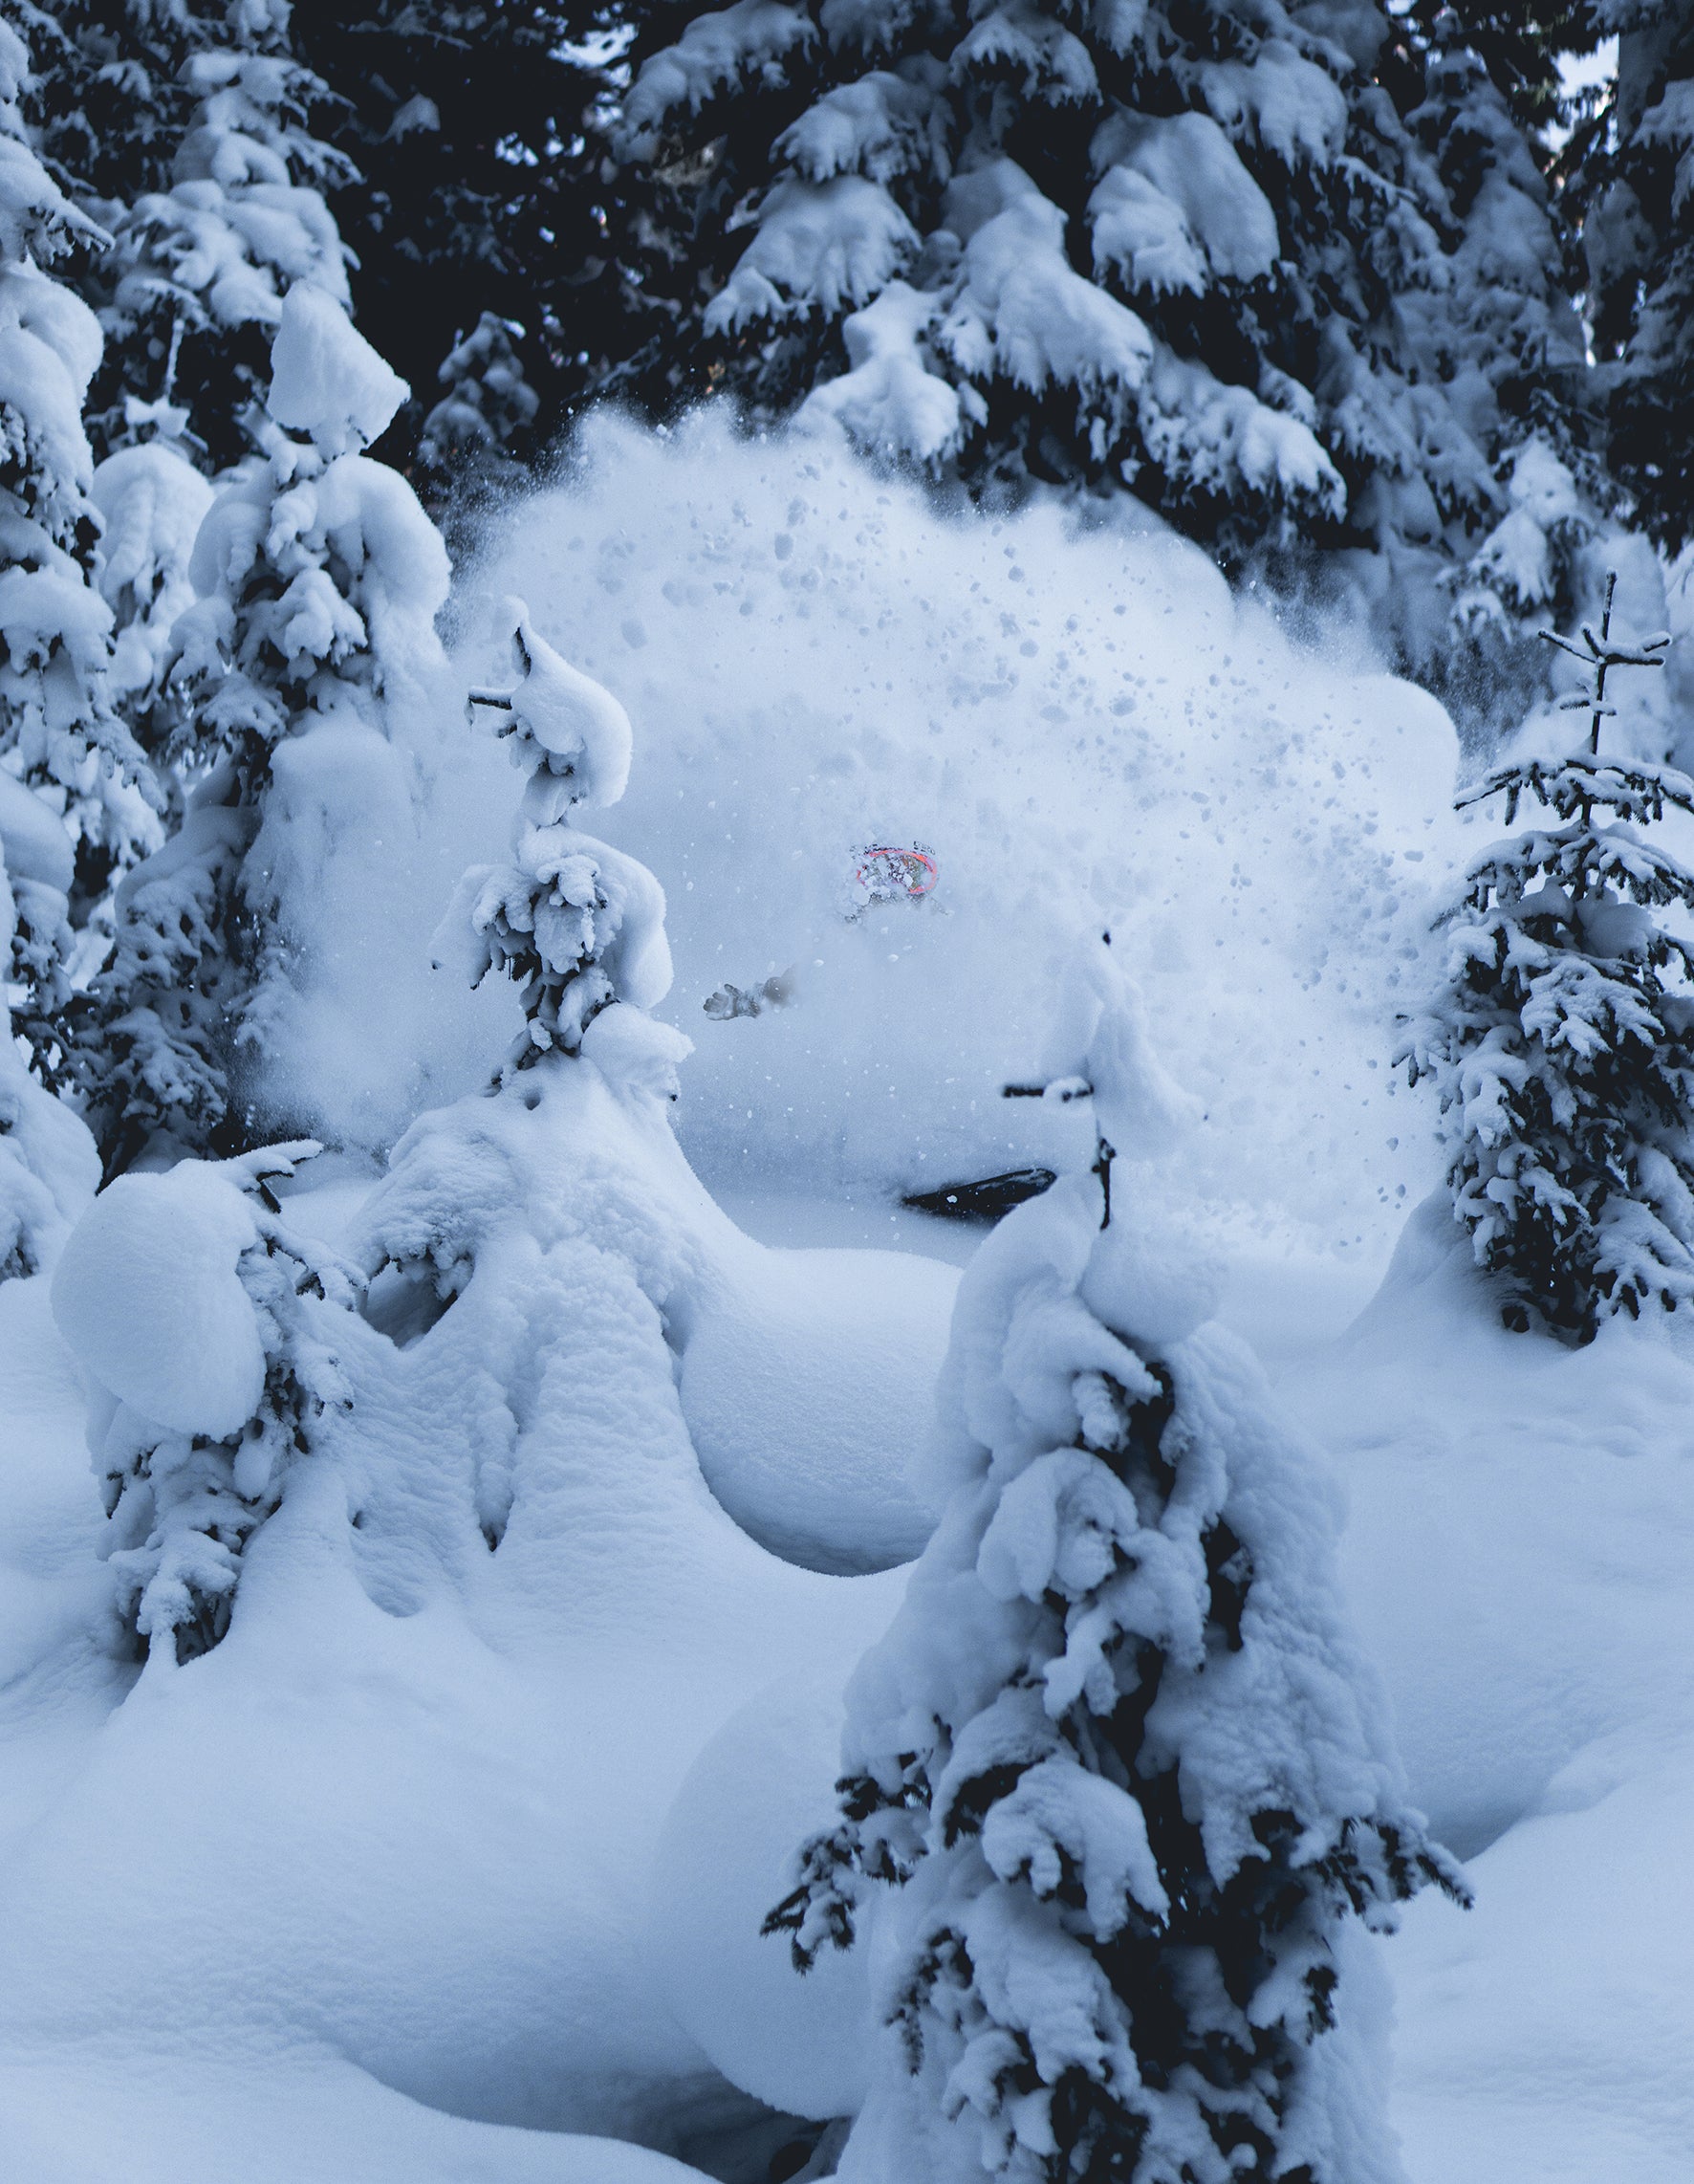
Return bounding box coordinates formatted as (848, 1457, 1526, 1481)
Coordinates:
(647, 1671, 875, 2119)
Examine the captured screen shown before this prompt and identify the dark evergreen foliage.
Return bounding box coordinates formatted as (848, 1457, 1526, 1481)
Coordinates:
(1584, 0, 1694, 552)
(286, 0, 622, 480)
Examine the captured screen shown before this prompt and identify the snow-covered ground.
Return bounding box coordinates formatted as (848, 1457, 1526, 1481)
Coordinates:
(5, 425, 1687, 2181)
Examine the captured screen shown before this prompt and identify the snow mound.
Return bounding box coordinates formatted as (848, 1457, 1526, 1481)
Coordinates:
(1273, 1192, 1694, 2180)
(1296, 1193, 1694, 1861)
(680, 1241, 952, 1573)
(646, 1671, 873, 2119)
(1387, 1736, 1694, 2184)
(51, 1166, 263, 1439)
(0, 2052, 724, 2184)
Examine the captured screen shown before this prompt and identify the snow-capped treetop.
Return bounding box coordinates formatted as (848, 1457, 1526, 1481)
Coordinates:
(91, 33, 354, 468)
(175, 295, 448, 753)
(1035, 933, 1196, 1171)
(475, 603, 635, 817)
(267, 281, 407, 458)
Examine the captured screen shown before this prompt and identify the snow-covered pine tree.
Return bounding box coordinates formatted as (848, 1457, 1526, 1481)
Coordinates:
(0, 10, 162, 1080)
(349, 603, 691, 1551)
(770, 936, 1465, 2184)
(417, 311, 542, 527)
(72, 283, 448, 1175)
(448, 601, 674, 1080)
(52, 1138, 363, 1663)
(86, 14, 355, 470)
(1397, 577, 1694, 1342)
(601, 0, 1592, 706)
(1584, 0, 1694, 551)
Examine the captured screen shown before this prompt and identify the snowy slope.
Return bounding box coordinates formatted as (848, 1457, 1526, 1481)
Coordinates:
(0, 1050, 960, 2181)
(1289, 1200, 1694, 2184)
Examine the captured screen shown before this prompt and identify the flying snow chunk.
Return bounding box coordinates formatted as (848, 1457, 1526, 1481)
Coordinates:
(268, 285, 408, 457)
(52, 1166, 265, 1438)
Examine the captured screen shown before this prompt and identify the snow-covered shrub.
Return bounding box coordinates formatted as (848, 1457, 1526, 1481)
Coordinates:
(602, 0, 1595, 724)
(1398, 585, 1694, 1342)
(51, 1138, 363, 1663)
(771, 939, 1465, 2184)
(74, 283, 448, 1172)
(445, 603, 673, 1080)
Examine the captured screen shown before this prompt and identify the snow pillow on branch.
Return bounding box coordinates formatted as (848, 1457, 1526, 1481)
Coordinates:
(52, 1141, 364, 1664)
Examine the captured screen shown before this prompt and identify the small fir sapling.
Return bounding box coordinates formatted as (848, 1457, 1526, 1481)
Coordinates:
(1399, 574, 1694, 1341)
(769, 935, 1466, 2184)
(450, 604, 674, 1081)
(51, 1138, 364, 1664)
(417, 311, 540, 516)
(73, 283, 448, 1173)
